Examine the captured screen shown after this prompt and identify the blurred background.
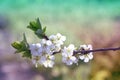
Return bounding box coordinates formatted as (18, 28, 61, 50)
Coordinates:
(0, 0, 120, 80)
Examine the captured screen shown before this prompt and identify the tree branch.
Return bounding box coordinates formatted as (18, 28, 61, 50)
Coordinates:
(74, 47, 120, 54)
(52, 47, 120, 55)
(42, 35, 120, 55)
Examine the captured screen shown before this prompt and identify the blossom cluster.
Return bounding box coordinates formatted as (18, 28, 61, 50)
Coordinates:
(29, 33, 93, 68)
(29, 33, 66, 68)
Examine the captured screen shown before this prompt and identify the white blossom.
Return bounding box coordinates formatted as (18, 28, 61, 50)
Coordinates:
(79, 44, 93, 63)
(40, 39, 52, 47)
(56, 33, 66, 41)
(49, 33, 66, 52)
(40, 39, 53, 55)
(62, 44, 78, 65)
(29, 33, 94, 68)
(29, 43, 42, 56)
(37, 39, 55, 68)
(49, 33, 66, 46)
(32, 56, 40, 68)
(39, 54, 55, 68)
(29, 39, 56, 68)
(50, 44, 61, 52)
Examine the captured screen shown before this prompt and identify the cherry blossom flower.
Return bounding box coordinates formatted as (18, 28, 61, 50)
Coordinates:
(40, 54, 55, 68)
(29, 43, 42, 56)
(62, 44, 78, 65)
(79, 45, 93, 63)
(32, 56, 40, 68)
(49, 33, 66, 45)
(55, 33, 66, 45)
(49, 33, 66, 52)
(40, 39, 53, 55)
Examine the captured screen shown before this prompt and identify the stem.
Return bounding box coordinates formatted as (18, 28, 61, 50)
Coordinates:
(74, 47, 120, 54)
(52, 47, 120, 55)
(42, 35, 120, 55)
(43, 35, 49, 40)
(53, 50, 61, 55)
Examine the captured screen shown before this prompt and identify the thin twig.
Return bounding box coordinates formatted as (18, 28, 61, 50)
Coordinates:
(74, 47, 120, 54)
(52, 47, 120, 55)
(43, 35, 120, 55)
(53, 50, 61, 55)
(43, 35, 49, 40)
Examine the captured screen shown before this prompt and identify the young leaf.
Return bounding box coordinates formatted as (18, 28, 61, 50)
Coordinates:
(27, 18, 42, 31)
(36, 18, 42, 29)
(23, 33, 29, 48)
(11, 41, 22, 49)
(42, 26, 46, 33)
(36, 29, 43, 35)
(27, 18, 47, 39)
(11, 33, 31, 58)
(22, 50, 31, 59)
(28, 21, 38, 31)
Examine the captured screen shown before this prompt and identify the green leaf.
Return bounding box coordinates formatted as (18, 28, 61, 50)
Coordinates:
(15, 50, 23, 53)
(11, 41, 22, 49)
(27, 22, 37, 31)
(23, 33, 29, 48)
(42, 26, 46, 33)
(11, 33, 31, 58)
(27, 18, 42, 32)
(22, 50, 31, 59)
(27, 18, 47, 39)
(36, 29, 43, 35)
(36, 18, 42, 29)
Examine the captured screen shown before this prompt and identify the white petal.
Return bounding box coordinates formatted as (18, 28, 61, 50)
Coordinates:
(39, 56, 46, 64)
(70, 56, 76, 61)
(31, 50, 38, 56)
(57, 40, 63, 45)
(45, 48, 52, 54)
(62, 57, 67, 63)
(48, 61, 54, 68)
(32, 59, 36, 64)
(49, 35, 55, 39)
(70, 56, 78, 63)
(41, 39, 46, 44)
(84, 58, 89, 63)
(42, 60, 54, 68)
(88, 44, 92, 50)
(43, 61, 48, 68)
(56, 33, 62, 37)
(54, 46, 61, 52)
(33, 51, 38, 56)
(49, 55, 55, 60)
(36, 43, 41, 47)
(68, 44, 75, 50)
(38, 48, 43, 54)
(88, 53, 93, 60)
(32, 56, 39, 68)
(46, 40, 52, 46)
(79, 55, 85, 60)
(61, 36, 66, 41)
(55, 43, 61, 47)
(66, 60, 73, 65)
(62, 45, 75, 57)
(80, 45, 87, 49)
(62, 47, 68, 57)
(62, 52, 67, 57)
(68, 52, 73, 56)
(29, 44, 35, 50)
